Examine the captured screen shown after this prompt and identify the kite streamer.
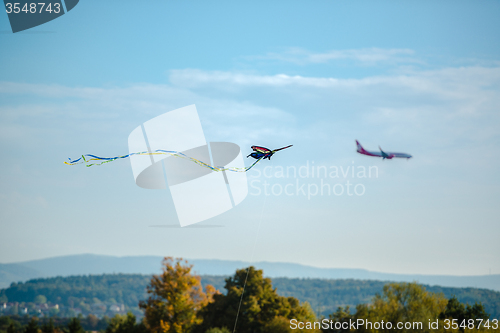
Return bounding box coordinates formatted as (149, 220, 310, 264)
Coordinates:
(64, 149, 264, 172)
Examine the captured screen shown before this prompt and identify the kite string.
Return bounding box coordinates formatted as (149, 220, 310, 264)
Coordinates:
(232, 159, 273, 333)
(64, 150, 264, 173)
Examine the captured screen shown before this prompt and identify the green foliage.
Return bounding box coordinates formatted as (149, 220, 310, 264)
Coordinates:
(33, 296, 46, 305)
(323, 283, 494, 333)
(438, 296, 490, 332)
(194, 266, 320, 333)
(2, 274, 499, 320)
(67, 318, 83, 333)
(0, 316, 22, 333)
(267, 278, 500, 319)
(40, 319, 55, 333)
(105, 313, 146, 333)
(265, 317, 296, 333)
(7, 323, 17, 333)
(0, 274, 150, 317)
(8, 305, 18, 317)
(359, 282, 448, 332)
(24, 319, 39, 333)
(0, 315, 110, 332)
(204, 328, 230, 333)
(1, 274, 149, 307)
(322, 306, 354, 333)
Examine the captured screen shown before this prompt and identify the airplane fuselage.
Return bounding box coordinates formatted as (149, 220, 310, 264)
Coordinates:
(356, 140, 412, 159)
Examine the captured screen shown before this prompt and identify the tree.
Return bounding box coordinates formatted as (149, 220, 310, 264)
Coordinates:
(139, 257, 215, 333)
(86, 315, 100, 330)
(439, 296, 490, 332)
(205, 329, 230, 333)
(24, 319, 39, 333)
(323, 283, 495, 333)
(10, 304, 19, 316)
(106, 313, 147, 333)
(194, 266, 320, 333)
(34, 295, 47, 304)
(41, 319, 55, 333)
(342, 282, 448, 333)
(67, 318, 84, 333)
(7, 322, 18, 333)
(322, 306, 354, 333)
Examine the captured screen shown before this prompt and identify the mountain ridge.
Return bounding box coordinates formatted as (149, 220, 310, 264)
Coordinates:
(1, 254, 499, 291)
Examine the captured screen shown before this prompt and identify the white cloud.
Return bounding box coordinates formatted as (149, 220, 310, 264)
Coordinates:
(169, 66, 500, 93)
(166, 66, 500, 168)
(1, 64, 499, 160)
(0, 81, 297, 150)
(247, 47, 418, 65)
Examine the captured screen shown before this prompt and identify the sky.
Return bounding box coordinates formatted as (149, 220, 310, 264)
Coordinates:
(0, 0, 499, 276)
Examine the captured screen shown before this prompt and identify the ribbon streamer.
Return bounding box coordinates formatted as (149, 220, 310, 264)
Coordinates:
(64, 149, 264, 172)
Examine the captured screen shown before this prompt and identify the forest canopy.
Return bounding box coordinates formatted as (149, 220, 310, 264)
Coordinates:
(2, 274, 498, 319)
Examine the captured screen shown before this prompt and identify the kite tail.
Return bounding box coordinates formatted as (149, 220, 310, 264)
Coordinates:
(64, 150, 264, 172)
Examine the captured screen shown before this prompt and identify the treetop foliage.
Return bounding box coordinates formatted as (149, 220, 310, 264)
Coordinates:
(324, 283, 491, 333)
(193, 266, 320, 333)
(139, 257, 216, 333)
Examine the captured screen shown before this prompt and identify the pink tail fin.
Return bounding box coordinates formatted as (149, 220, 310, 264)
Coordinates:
(356, 140, 364, 152)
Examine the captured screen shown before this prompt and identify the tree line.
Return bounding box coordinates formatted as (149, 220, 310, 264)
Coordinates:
(2, 271, 499, 319)
(0, 258, 495, 333)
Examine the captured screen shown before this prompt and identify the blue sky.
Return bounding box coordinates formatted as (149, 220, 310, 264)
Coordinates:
(0, 0, 499, 276)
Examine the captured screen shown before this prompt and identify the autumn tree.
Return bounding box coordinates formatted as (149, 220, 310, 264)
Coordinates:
(204, 329, 230, 333)
(193, 266, 320, 333)
(139, 257, 216, 333)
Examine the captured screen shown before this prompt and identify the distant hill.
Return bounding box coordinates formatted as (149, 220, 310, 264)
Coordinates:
(1, 274, 499, 319)
(1, 254, 499, 292)
(0, 264, 41, 288)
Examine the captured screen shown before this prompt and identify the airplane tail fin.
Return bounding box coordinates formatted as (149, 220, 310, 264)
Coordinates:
(356, 140, 364, 153)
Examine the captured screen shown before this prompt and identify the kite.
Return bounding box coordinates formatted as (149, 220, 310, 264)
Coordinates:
(247, 145, 293, 160)
(64, 145, 293, 172)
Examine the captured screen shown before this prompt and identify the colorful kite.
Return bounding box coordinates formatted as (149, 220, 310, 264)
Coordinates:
(64, 145, 293, 172)
(247, 145, 293, 160)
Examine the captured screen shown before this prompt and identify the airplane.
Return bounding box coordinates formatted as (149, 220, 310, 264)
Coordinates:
(247, 145, 293, 160)
(356, 140, 412, 160)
